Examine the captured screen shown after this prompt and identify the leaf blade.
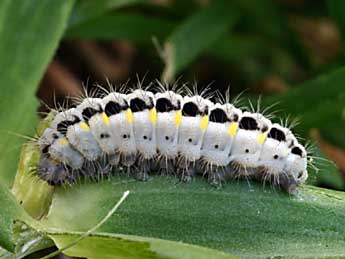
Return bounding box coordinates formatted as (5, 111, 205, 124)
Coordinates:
(162, 1, 239, 82)
(37, 176, 345, 259)
(0, 0, 76, 186)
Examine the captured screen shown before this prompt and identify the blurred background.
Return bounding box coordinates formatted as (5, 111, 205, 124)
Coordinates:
(30, 0, 345, 190)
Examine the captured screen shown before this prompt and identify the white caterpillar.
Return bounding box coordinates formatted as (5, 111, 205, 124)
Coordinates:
(37, 83, 308, 193)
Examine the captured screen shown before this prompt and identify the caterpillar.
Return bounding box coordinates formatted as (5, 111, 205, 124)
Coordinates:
(36, 82, 309, 194)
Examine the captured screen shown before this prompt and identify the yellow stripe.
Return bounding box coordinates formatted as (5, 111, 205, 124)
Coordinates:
(126, 108, 133, 123)
(200, 116, 209, 131)
(150, 108, 157, 124)
(101, 112, 110, 126)
(79, 121, 90, 131)
(228, 122, 238, 138)
(59, 137, 68, 146)
(175, 110, 182, 127)
(257, 132, 267, 145)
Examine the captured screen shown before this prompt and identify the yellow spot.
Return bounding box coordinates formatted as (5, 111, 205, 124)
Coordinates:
(59, 137, 68, 146)
(200, 116, 209, 131)
(228, 122, 238, 138)
(101, 112, 110, 126)
(79, 121, 90, 131)
(175, 110, 182, 127)
(257, 132, 267, 145)
(150, 108, 157, 124)
(126, 108, 133, 123)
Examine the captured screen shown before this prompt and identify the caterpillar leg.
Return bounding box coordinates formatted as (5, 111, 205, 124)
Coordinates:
(37, 154, 73, 185)
(109, 152, 121, 166)
(121, 153, 137, 167)
(177, 160, 195, 183)
(134, 158, 150, 181)
(208, 166, 225, 187)
(259, 167, 298, 194)
(157, 158, 176, 176)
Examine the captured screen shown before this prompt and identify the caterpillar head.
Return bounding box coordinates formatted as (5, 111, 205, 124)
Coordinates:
(38, 128, 62, 152)
(37, 154, 72, 186)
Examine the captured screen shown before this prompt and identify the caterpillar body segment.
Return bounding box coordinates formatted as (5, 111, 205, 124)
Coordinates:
(201, 103, 242, 185)
(101, 92, 136, 166)
(258, 124, 296, 184)
(36, 84, 309, 193)
(154, 91, 183, 173)
(177, 95, 212, 182)
(228, 112, 272, 179)
(127, 90, 157, 180)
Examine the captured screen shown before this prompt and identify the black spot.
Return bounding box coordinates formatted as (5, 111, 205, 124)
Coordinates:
(123, 134, 127, 139)
(232, 113, 239, 122)
(156, 98, 175, 112)
(291, 146, 303, 157)
(273, 155, 279, 159)
(245, 149, 249, 153)
(82, 107, 100, 121)
(143, 135, 147, 140)
(214, 144, 219, 149)
(204, 106, 209, 116)
(209, 108, 229, 123)
(42, 145, 50, 154)
(268, 127, 286, 142)
(52, 134, 59, 139)
(165, 136, 169, 140)
(104, 101, 122, 116)
(100, 133, 110, 139)
(182, 102, 203, 117)
(239, 117, 258, 130)
(261, 125, 268, 132)
(130, 98, 150, 112)
(188, 138, 192, 143)
(57, 120, 73, 135)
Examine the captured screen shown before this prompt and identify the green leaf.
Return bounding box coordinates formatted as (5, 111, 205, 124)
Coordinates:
(11, 141, 54, 220)
(0, 0, 76, 186)
(264, 66, 345, 135)
(162, 1, 239, 82)
(0, 222, 54, 259)
(35, 176, 345, 259)
(69, 0, 149, 27)
(66, 14, 176, 44)
(328, 0, 345, 49)
(49, 233, 239, 259)
(234, 0, 308, 67)
(0, 184, 33, 252)
(257, 66, 345, 187)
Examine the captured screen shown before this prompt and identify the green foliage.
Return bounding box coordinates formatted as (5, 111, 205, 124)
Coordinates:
(40, 176, 345, 259)
(0, 0, 76, 187)
(0, 183, 33, 252)
(50, 234, 239, 259)
(66, 14, 176, 44)
(162, 1, 238, 81)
